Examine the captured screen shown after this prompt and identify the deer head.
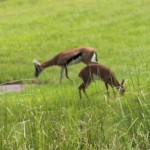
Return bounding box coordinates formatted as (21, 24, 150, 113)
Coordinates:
(118, 79, 125, 95)
(33, 60, 43, 77)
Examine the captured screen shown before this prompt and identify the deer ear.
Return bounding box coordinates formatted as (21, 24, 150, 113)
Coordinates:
(121, 79, 125, 86)
(33, 59, 41, 66)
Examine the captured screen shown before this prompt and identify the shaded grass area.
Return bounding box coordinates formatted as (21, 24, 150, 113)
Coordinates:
(0, 0, 150, 83)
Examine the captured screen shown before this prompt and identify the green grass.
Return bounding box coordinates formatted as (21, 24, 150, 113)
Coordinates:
(0, 0, 150, 149)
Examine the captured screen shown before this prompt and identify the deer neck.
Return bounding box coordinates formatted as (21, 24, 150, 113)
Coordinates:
(112, 78, 121, 88)
(41, 58, 56, 69)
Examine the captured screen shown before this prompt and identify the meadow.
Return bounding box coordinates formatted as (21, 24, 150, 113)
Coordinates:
(0, 0, 150, 149)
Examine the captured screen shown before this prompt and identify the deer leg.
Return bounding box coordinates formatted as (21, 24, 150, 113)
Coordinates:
(79, 81, 90, 99)
(79, 83, 83, 99)
(79, 83, 89, 99)
(60, 67, 65, 83)
(83, 88, 88, 99)
(64, 66, 72, 81)
(79, 88, 82, 99)
(105, 83, 109, 96)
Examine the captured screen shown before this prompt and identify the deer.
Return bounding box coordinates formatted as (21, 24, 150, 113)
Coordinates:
(33, 47, 98, 83)
(78, 63, 125, 99)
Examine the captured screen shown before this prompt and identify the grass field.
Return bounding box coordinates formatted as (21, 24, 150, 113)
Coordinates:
(0, 0, 150, 149)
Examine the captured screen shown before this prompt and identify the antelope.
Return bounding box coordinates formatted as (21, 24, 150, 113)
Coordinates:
(78, 64, 125, 98)
(33, 47, 98, 83)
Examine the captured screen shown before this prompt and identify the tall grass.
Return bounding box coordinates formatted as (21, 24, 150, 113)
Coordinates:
(0, 62, 150, 149)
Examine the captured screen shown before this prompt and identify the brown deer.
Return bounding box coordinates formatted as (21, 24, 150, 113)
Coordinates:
(33, 47, 98, 83)
(78, 64, 125, 98)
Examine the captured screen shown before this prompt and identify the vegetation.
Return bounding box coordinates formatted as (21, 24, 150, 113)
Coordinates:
(0, 0, 150, 149)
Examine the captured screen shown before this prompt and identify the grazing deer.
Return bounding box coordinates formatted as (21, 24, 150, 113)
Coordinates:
(33, 47, 98, 83)
(78, 64, 125, 98)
